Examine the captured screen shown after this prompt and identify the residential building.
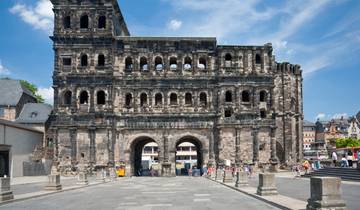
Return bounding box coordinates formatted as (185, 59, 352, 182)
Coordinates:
(347, 117, 360, 139)
(303, 120, 316, 151)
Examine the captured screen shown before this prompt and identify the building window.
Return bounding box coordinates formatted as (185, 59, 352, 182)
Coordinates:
(224, 109, 232, 118)
(225, 91, 232, 102)
(81, 54, 88, 67)
(260, 110, 266, 118)
(225, 53, 232, 67)
(98, 16, 106, 29)
(62, 58, 71, 66)
(125, 57, 133, 71)
(63, 90, 72, 105)
(259, 91, 267, 102)
(184, 56, 192, 70)
(170, 93, 178, 105)
(80, 91, 89, 104)
(155, 56, 163, 71)
(125, 93, 132, 107)
(140, 57, 148, 71)
(255, 54, 261, 64)
(155, 93, 162, 106)
(98, 54, 105, 66)
(198, 57, 207, 69)
(242, 90, 250, 102)
(199, 92, 207, 106)
(80, 15, 89, 29)
(170, 57, 177, 70)
(97, 90, 106, 105)
(140, 93, 147, 107)
(185, 93, 192, 105)
(63, 16, 71, 29)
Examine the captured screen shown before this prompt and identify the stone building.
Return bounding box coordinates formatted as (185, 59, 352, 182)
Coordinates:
(303, 120, 316, 151)
(49, 0, 303, 176)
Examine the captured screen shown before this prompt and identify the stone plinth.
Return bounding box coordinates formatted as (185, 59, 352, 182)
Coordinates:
(0, 177, 14, 201)
(215, 169, 223, 181)
(96, 170, 106, 182)
(223, 170, 233, 183)
(235, 171, 248, 187)
(257, 173, 278, 196)
(44, 175, 62, 191)
(306, 177, 347, 210)
(77, 171, 89, 185)
(109, 168, 117, 181)
(162, 163, 173, 177)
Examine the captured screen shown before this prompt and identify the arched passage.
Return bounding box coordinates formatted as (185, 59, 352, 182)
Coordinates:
(276, 142, 285, 163)
(175, 136, 203, 176)
(131, 137, 159, 176)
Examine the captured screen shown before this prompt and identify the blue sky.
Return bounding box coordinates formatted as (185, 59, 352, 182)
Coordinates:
(0, 0, 359, 122)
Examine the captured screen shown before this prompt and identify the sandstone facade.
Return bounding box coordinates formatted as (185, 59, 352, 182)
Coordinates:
(49, 0, 303, 176)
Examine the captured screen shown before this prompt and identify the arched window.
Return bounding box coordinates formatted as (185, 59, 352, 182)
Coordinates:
(80, 91, 89, 104)
(255, 54, 261, 64)
(81, 54, 88, 67)
(140, 93, 147, 107)
(185, 92, 192, 105)
(170, 57, 177, 70)
(97, 90, 106, 105)
(242, 90, 250, 102)
(259, 91, 267, 102)
(140, 57, 148, 71)
(125, 57, 133, 71)
(155, 93, 162, 106)
(63, 16, 71, 29)
(155, 56, 163, 71)
(224, 108, 232, 118)
(170, 93, 178, 105)
(184, 56, 192, 70)
(225, 91, 232, 102)
(125, 93, 132, 107)
(80, 15, 89, 29)
(225, 53, 232, 67)
(98, 16, 106, 29)
(63, 90, 72, 105)
(200, 92, 207, 106)
(198, 57, 207, 69)
(98, 54, 105, 66)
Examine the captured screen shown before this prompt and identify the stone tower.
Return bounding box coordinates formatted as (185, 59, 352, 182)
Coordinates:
(49, 0, 303, 176)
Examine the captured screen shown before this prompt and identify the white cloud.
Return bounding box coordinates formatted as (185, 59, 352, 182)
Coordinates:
(332, 113, 348, 119)
(167, 19, 183, 31)
(38, 86, 54, 105)
(316, 113, 326, 120)
(0, 60, 10, 76)
(10, 0, 53, 33)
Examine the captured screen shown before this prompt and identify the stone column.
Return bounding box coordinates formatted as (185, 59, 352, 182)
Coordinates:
(53, 127, 59, 161)
(235, 171, 249, 188)
(306, 177, 347, 210)
(208, 133, 215, 166)
(96, 169, 106, 182)
(257, 173, 278, 196)
(88, 127, 96, 166)
(162, 135, 172, 177)
(0, 177, 14, 201)
(53, 85, 59, 112)
(44, 175, 62, 191)
(223, 170, 233, 183)
(70, 128, 77, 165)
(269, 126, 278, 172)
(235, 129, 241, 167)
(77, 171, 89, 185)
(252, 128, 259, 164)
(89, 86, 95, 112)
(108, 125, 116, 167)
(215, 169, 223, 181)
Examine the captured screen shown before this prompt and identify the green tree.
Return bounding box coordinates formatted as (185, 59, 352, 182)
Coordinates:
(335, 138, 360, 148)
(20, 80, 44, 103)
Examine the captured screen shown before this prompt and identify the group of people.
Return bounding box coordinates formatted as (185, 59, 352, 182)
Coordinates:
(332, 151, 360, 168)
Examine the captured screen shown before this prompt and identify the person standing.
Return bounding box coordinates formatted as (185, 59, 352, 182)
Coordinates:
(332, 151, 338, 167)
(347, 151, 353, 168)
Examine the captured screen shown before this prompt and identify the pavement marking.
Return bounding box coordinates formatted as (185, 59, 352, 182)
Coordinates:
(143, 204, 173, 207)
(193, 198, 211, 202)
(141, 191, 177, 194)
(194, 194, 210, 197)
(118, 202, 138, 206)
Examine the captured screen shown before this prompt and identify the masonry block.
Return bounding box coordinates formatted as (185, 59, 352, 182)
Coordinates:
(77, 171, 89, 185)
(223, 170, 233, 183)
(235, 171, 248, 187)
(257, 173, 278, 196)
(215, 169, 223, 181)
(0, 177, 14, 201)
(44, 175, 62, 191)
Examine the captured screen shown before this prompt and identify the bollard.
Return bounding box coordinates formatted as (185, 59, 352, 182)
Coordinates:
(257, 173, 278, 196)
(44, 175, 62, 191)
(0, 177, 14, 201)
(306, 177, 347, 210)
(77, 171, 89, 185)
(109, 168, 117, 181)
(215, 169, 223, 181)
(223, 170, 233, 183)
(96, 169, 105, 182)
(235, 171, 248, 187)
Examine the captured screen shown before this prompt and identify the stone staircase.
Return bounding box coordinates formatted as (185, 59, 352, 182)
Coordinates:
(303, 167, 360, 182)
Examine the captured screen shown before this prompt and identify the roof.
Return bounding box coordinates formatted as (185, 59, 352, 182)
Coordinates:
(15, 103, 52, 124)
(0, 79, 35, 106)
(303, 120, 315, 127)
(0, 119, 43, 134)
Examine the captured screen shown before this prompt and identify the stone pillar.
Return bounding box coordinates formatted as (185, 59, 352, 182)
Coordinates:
(235, 171, 249, 188)
(109, 167, 117, 181)
(215, 169, 223, 181)
(257, 173, 278, 196)
(235, 129, 241, 167)
(53, 128, 59, 161)
(269, 126, 278, 172)
(77, 171, 89, 185)
(108, 125, 116, 167)
(252, 128, 259, 164)
(53, 86, 59, 112)
(70, 128, 77, 165)
(0, 177, 14, 201)
(306, 177, 347, 210)
(89, 86, 95, 112)
(89, 127, 96, 167)
(96, 169, 105, 182)
(44, 175, 62, 191)
(208, 133, 215, 166)
(223, 170, 233, 183)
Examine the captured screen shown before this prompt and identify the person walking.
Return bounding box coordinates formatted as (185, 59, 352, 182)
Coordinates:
(331, 151, 338, 167)
(347, 151, 353, 168)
